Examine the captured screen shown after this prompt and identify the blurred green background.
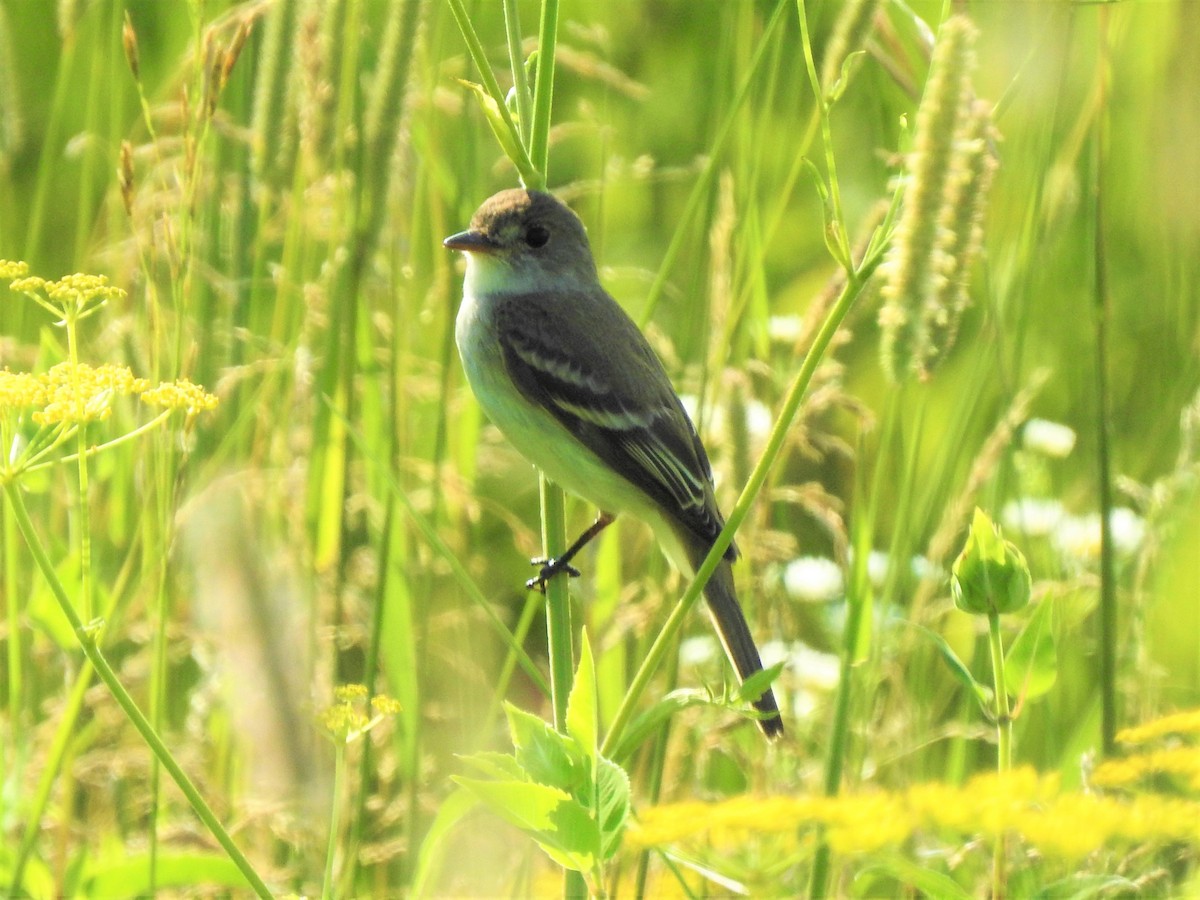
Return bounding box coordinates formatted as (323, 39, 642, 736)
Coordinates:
(1, 0, 1198, 895)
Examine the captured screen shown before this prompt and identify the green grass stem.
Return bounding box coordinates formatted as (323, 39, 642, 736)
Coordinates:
(3, 481, 273, 900)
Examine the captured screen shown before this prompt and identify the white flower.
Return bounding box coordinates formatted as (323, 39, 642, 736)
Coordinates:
(1052, 507, 1145, 562)
(767, 315, 804, 343)
(1002, 497, 1065, 536)
(1023, 418, 1077, 458)
(856, 550, 941, 588)
(679, 635, 720, 667)
(783, 556, 844, 602)
(1108, 507, 1146, 556)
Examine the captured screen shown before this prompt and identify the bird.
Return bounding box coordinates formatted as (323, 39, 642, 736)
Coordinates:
(444, 188, 782, 738)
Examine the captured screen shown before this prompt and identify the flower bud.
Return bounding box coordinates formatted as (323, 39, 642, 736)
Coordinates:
(952, 508, 1031, 616)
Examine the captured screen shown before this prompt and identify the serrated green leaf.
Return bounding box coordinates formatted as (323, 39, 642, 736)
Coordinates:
(567, 630, 598, 762)
(1005, 598, 1057, 701)
(453, 777, 599, 873)
(595, 755, 631, 860)
(452, 776, 570, 834)
(505, 703, 580, 789)
(544, 792, 601, 872)
(456, 750, 526, 781)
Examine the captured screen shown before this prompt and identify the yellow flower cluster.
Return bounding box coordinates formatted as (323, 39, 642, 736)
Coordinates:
(0, 259, 30, 279)
(1115, 707, 1200, 745)
(9, 271, 126, 317)
(0, 362, 219, 425)
(0, 362, 149, 424)
(1093, 747, 1200, 792)
(140, 378, 220, 415)
(629, 766, 1200, 860)
(318, 684, 403, 744)
(1090, 706, 1200, 793)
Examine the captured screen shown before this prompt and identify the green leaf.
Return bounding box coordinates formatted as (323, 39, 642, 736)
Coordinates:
(452, 776, 570, 834)
(456, 78, 539, 186)
(856, 854, 973, 899)
(566, 630, 598, 762)
(457, 750, 527, 781)
(702, 746, 748, 795)
(595, 756, 631, 860)
(505, 703, 580, 789)
(1005, 598, 1057, 701)
(607, 690, 715, 762)
(738, 661, 784, 706)
(28, 553, 83, 649)
(913, 623, 992, 714)
(453, 778, 598, 873)
(82, 852, 251, 898)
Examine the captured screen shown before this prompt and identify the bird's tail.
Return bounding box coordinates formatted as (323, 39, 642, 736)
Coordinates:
(696, 554, 784, 739)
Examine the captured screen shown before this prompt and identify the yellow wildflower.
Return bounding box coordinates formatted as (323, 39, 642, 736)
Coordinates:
(0, 259, 30, 279)
(9, 270, 125, 324)
(1116, 707, 1200, 745)
(1093, 746, 1200, 792)
(0, 369, 48, 410)
(370, 694, 403, 716)
(0, 362, 149, 424)
(140, 378, 219, 416)
(628, 763, 1200, 861)
(335, 683, 369, 702)
(320, 685, 402, 744)
(319, 702, 369, 743)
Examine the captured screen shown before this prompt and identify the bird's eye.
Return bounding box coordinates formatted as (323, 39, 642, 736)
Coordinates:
(524, 224, 550, 248)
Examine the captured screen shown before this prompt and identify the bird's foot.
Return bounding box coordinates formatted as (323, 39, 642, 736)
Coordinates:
(526, 556, 582, 592)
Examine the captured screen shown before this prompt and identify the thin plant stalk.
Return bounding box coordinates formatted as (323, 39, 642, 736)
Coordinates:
(520, 2, 585, 895)
(527, 0, 558, 177)
(987, 610, 1012, 895)
(540, 475, 575, 734)
(807, 539, 870, 898)
(503, 0, 534, 141)
(1092, 4, 1117, 757)
(3, 482, 273, 900)
(637, 0, 789, 327)
(323, 743, 348, 900)
(602, 241, 887, 760)
(8, 657, 95, 894)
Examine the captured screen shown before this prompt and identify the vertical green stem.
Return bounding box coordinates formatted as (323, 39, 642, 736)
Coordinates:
(528, 0, 558, 181)
(807, 555, 867, 898)
(503, 0, 533, 142)
(521, 3, 581, 894)
(64, 319, 94, 623)
(540, 475, 574, 734)
(1091, 4, 1117, 758)
(4, 500, 20, 755)
(8, 657, 95, 895)
(323, 743, 347, 900)
(987, 612, 1012, 769)
(987, 610, 1011, 897)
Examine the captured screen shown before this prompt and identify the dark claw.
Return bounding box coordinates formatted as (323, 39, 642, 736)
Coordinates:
(526, 556, 582, 592)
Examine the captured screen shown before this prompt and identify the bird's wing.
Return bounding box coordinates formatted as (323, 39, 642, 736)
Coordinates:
(496, 289, 734, 557)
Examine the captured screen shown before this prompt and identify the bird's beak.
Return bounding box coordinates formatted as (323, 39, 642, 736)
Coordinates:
(443, 229, 497, 254)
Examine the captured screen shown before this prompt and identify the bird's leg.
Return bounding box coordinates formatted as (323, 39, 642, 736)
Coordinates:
(527, 512, 616, 592)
